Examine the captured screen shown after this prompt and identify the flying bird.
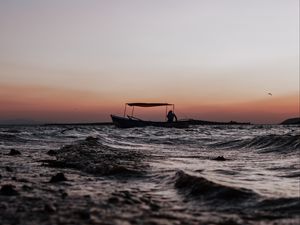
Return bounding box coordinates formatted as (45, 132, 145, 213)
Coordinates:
(267, 92, 272, 96)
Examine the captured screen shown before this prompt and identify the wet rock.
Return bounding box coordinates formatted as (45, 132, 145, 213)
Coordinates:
(213, 156, 226, 161)
(0, 174, 2, 179)
(108, 196, 120, 204)
(11, 176, 17, 181)
(18, 178, 29, 183)
(49, 172, 67, 183)
(0, 202, 7, 210)
(0, 184, 19, 196)
(61, 192, 68, 199)
(124, 199, 135, 205)
(85, 136, 98, 142)
(17, 205, 26, 212)
(100, 165, 140, 176)
(140, 196, 151, 204)
(84, 194, 91, 199)
(76, 210, 90, 220)
(44, 203, 56, 213)
(8, 149, 21, 156)
(150, 202, 161, 211)
(85, 136, 99, 146)
(47, 150, 58, 156)
(22, 185, 33, 191)
(5, 166, 13, 172)
(120, 190, 131, 198)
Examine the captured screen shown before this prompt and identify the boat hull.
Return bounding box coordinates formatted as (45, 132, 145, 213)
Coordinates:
(111, 115, 189, 128)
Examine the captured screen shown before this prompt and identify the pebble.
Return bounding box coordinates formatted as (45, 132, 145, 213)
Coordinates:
(150, 202, 161, 211)
(18, 178, 29, 183)
(22, 185, 33, 191)
(9, 149, 21, 156)
(213, 156, 226, 161)
(0, 184, 19, 196)
(5, 166, 13, 172)
(85, 136, 98, 142)
(17, 205, 26, 212)
(108, 196, 119, 204)
(44, 203, 56, 213)
(76, 210, 90, 220)
(47, 150, 58, 156)
(0, 202, 8, 210)
(50, 173, 68, 183)
(61, 192, 68, 199)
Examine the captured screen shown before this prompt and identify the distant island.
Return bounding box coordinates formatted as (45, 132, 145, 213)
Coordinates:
(44, 119, 250, 127)
(280, 117, 300, 125)
(3, 118, 300, 126)
(186, 119, 250, 125)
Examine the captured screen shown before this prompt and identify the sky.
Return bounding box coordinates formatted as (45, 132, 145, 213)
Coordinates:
(0, 0, 299, 124)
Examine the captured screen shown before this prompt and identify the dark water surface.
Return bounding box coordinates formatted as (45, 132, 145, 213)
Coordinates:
(0, 125, 299, 224)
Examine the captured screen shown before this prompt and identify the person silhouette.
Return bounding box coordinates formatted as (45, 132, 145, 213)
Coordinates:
(167, 110, 177, 122)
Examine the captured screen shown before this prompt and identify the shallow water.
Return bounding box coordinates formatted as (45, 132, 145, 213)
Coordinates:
(0, 125, 299, 224)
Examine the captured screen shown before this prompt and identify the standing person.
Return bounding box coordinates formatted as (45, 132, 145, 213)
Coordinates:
(167, 110, 177, 122)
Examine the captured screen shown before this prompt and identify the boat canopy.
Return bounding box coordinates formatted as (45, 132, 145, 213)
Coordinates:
(123, 102, 175, 118)
(126, 103, 173, 107)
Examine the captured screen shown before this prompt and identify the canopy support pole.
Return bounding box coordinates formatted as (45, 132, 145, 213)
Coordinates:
(123, 104, 127, 117)
(165, 106, 168, 121)
(131, 106, 135, 116)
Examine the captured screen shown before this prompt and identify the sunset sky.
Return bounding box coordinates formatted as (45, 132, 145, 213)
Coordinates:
(0, 0, 299, 124)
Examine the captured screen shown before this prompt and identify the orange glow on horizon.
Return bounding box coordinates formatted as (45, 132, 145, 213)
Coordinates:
(0, 84, 120, 123)
(182, 94, 299, 124)
(0, 84, 298, 124)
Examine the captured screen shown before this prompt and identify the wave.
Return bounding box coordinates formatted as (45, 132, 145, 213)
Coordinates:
(2, 129, 21, 134)
(0, 133, 17, 140)
(257, 197, 300, 215)
(173, 170, 258, 204)
(172, 171, 300, 218)
(44, 136, 148, 177)
(0, 133, 26, 142)
(211, 134, 300, 153)
(279, 171, 300, 178)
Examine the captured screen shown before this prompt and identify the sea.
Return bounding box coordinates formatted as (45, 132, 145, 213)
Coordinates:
(0, 124, 299, 225)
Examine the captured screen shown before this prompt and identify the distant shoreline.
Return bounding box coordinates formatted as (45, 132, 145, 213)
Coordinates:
(45, 119, 252, 126)
(43, 122, 114, 126)
(1, 117, 299, 126)
(0, 122, 113, 127)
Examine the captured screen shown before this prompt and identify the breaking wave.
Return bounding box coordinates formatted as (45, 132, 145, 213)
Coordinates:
(45, 136, 148, 177)
(173, 170, 258, 204)
(0, 133, 26, 142)
(211, 134, 300, 153)
(172, 170, 300, 218)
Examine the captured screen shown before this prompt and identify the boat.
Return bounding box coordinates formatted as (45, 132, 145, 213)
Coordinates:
(111, 103, 190, 128)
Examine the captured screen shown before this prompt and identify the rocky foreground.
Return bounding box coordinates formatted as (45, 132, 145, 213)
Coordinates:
(1, 134, 299, 225)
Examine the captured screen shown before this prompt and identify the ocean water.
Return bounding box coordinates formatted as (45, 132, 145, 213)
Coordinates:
(0, 125, 299, 224)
